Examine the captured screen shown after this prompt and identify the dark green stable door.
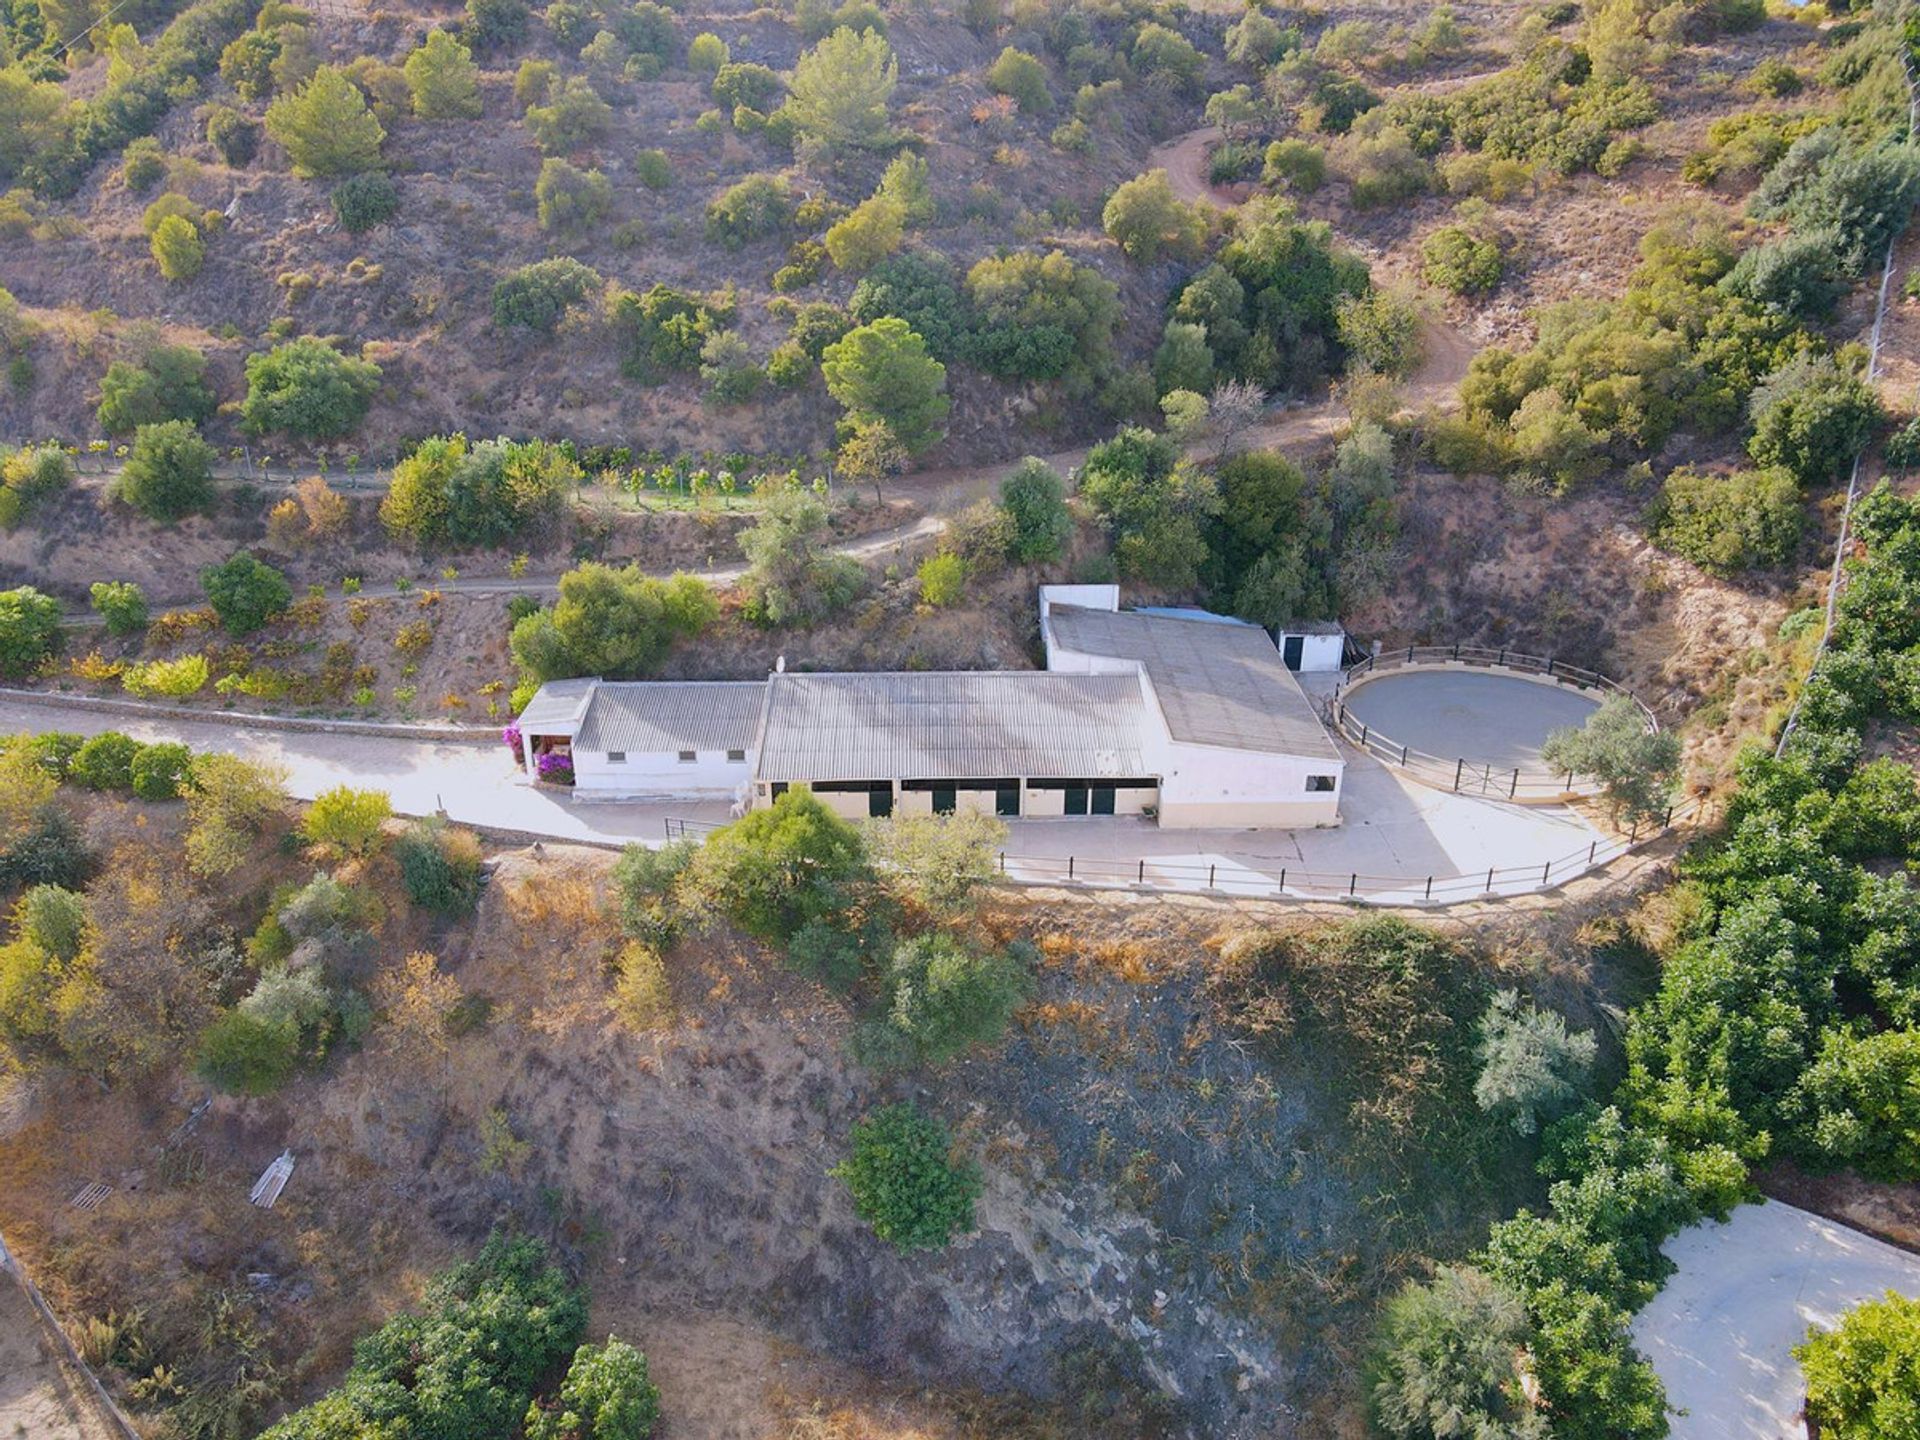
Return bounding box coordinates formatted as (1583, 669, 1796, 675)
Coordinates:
(868, 785, 893, 818)
(932, 786, 957, 814)
(1063, 786, 1089, 815)
(1092, 785, 1116, 815)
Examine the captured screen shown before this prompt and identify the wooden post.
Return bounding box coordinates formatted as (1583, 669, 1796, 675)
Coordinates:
(1425, 875, 1433, 900)
(1137, 859, 1145, 883)
(1509, 768, 1519, 799)
(1486, 866, 1495, 893)
(1349, 872, 1357, 896)
(1208, 863, 1216, 888)
(1542, 860, 1551, 884)
(1454, 758, 1464, 791)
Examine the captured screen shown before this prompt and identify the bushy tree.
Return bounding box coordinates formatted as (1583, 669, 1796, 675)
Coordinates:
(404, 28, 482, 118)
(848, 249, 967, 359)
(821, 318, 948, 453)
(265, 64, 386, 177)
(0, 444, 73, 527)
(965, 248, 1121, 382)
(394, 818, 484, 914)
(96, 343, 215, 434)
(526, 77, 612, 152)
(1649, 465, 1801, 575)
(784, 27, 896, 150)
(1131, 21, 1204, 95)
(205, 104, 259, 165)
(1789, 1030, 1920, 1181)
(201, 550, 293, 634)
(149, 214, 204, 281)
(1102, 169, 1206, 264)
(999, 457, 1072, 563)
(259, 1235, 588, 1440)
(1747, 353, 1882, 487)
(69, 732, 142, 791)
(493, 258, 604, 332)
(302, 785, 393, 856)
(536, 157, 611, 233)
(113, 420, 214, 521)
(1422, 223, 1503, 295)
(825, 195, 904, 272)
(510, 564, 716, 681)
(197, 1008, 301, 1095)
(1540, 694, 1681, 825)
(332, 170, 399, 231)
(738, 488, 864, 625)
(382, 435, 578, 547)
(184, 753, 288, 877)
(129, 741, 191, 800)
(1796, 1291, 1920, 1439)
(525, 1338, 661, 1440)
(680, 787, 868, 941)
(831, 1102, 981, 1251)
(1079, 426, 1219, 589)
(704, 172, 792, 248)
(1474, 989, 1598, 1135)
(89, 581, 148, 636)
(863, 933, 1027, 1066)
(987, 45, 1051, 113)
(241, 337, 381, 439)
(1368, 1266, 1546, 1439)
(1264, 137, 1326, 191)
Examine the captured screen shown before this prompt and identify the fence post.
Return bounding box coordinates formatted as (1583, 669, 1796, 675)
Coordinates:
(1453, 758, 1464, 792)
(1566, 770, 1574, 791)
(1208, 863, 1216, 889)
(1068, 855, 1075, 881)
(1349, 872, 1357, 896)
(1629, 819, 1639, 844)
(662, 818, 671, 839)
(1452, 642, 1459, 661)
(1137, 859, 1145, 884)
(1588, 840, 1597, 864)
(1509, 768, 1519, 799)
(1278, 868, 1286, 890)
(998, 851, 1005, 873)
(1405, 645, 1413, 663)
(1546, 657, 1555, 677)
(1360, 723, 1369, 747)
(1542, 860, 1551, 884)
(1663, 804, 1673, 828)
(1400, 743, 1409, 765)
(1486, 866, 1495, 893)
(1425, 875, 1433, 900)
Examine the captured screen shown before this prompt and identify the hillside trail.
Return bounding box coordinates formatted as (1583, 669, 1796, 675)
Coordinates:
(46, 128, 1476, 610)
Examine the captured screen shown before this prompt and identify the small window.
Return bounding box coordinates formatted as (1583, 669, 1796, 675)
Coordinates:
(678, 750, 697, 764)
(607, 751, 626, 765)
(1306, 774, 1337, 793)
(726, 748, 746, 762)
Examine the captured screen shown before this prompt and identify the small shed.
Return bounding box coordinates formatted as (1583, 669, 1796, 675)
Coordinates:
(1274, 621, 1347, 673)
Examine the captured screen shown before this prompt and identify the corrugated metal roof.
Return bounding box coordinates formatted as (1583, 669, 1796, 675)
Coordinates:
(755, 671, 1151, 783)
(576, 681, 768, 753)
(516, 678, 597, 733)
(1047, 605, 1340, 761)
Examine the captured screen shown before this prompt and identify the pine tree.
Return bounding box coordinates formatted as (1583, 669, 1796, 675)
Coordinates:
(404, 29, 483, 120)
(265, 65, 386, 178)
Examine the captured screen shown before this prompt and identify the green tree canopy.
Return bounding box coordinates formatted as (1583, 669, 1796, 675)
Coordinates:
(241, 337, 381, 439)
(831, 1102, 981, 1251)
(510, 564, 717, 682)
(201, 550, 293, 635)
(1796, 1290, 1920, 1440)
(820, 317, 949, 453)
(784, 26, 896, 150)
(113, 419, 215, 522)
(265, 64, 386, 177)
(404, 28, 483, 118)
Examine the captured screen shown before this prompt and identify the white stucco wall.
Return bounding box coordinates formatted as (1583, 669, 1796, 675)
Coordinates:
(1279, 631, 1345, 673)
(573, 749, 752, 797)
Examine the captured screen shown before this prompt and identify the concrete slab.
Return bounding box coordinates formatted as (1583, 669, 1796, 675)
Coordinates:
(0, 699, 1609, 899)
(1340, 670, 1602, 769)
(1633, 1199, 1920, 1440)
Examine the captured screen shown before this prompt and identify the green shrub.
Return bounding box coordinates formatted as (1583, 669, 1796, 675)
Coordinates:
(97, 344, 216, 435)
(1649, 465, 1801, 575)
(1747, 353, 1883, 487)
(197, 1008, 301, 1095)
(848, 250, 967, 361)
(525, 1338, 661, 1440)
(381, 434, 580, 547)
(130, 742, 193, 800)
(999, 457, 1072, 563)
(1368, 1266, 1540, 1439)
(680, 787, 868, 941)
(863, 933, 1027, 1067)
(525, 77, 612, 152)
(915, 551, 966, 607)
(508, 564, 715, 681)
(1421, 223, 1503, 295)
(1796, 1291, 1920, 1439)
(122, 138, 169, 194)
(0, 586, 62, 677)
(1264, 137, 1326, 192)
(241, 338, 382, 440)
(0, 443, 73, 526)
(202, 550, 293, 635)
(831, 1102, 981, 1251)
(301, 785, 392, 856)
(205, 104, 259, 165)
(1540, 694, 1681, 825)
(331, 171, 399, 232)
(70, 732, 142, 791)
(394, 817, 484, 914)
(987, 46, 1051, 113)
(687, 31, 727, 72)
(492, 258, 604, 332)
(634, 147, 671, 190)
(705, 173, 792, 249)
(1473, 989, 1597, 1135)
(123, 653, 210, 698)
(150, 215, 204, 282)
(534, 158, 611, 233)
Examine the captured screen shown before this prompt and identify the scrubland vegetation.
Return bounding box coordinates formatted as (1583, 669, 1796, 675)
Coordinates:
(6, 0, 1920, 1433)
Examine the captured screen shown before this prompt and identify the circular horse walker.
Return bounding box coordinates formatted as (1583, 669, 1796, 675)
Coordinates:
(1329, 645, 1660, 803)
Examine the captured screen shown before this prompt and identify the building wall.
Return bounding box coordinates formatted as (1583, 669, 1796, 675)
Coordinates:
(574, 749, 751, 797)
(1279, 631, 1346, 673)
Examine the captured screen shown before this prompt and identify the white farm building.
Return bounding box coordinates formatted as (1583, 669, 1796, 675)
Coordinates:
(513, 586, 1346, 829)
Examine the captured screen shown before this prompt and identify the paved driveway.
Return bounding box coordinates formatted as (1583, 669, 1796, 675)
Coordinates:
(1632, 1199, 1920, 1439)
(0, 699, 1607, 897)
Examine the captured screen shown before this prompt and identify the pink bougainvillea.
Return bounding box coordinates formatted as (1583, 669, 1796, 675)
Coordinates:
(502, 723, 523, 754)
(535, 751, 574, 785)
